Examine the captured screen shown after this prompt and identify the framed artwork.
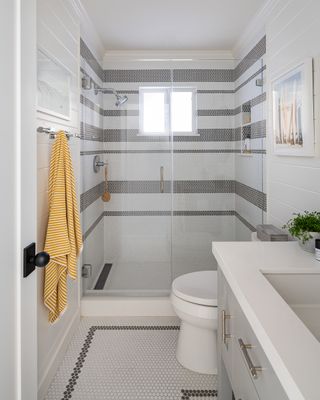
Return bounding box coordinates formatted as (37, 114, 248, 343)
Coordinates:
(37, 48, 71, 120)
(272, 58, 314, 156)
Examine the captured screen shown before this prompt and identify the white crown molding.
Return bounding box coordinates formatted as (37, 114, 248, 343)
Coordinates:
(69, 0, 105, 62)
(232, 0, 282, 59)
(103, 49, 234, 64)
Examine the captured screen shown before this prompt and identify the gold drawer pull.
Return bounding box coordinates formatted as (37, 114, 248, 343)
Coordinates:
(238, 338, 262, 379)
(222, 310, 231, 344)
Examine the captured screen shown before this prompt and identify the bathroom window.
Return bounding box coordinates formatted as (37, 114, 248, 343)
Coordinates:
(139, 87, 197, 136)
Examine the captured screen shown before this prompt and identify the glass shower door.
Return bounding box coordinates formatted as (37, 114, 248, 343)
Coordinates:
(82, 64, 174, 296)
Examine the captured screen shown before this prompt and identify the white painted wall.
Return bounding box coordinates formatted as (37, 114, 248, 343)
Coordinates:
(36, 1, 81, 398)
(0, 2, 19, 399)
(266, 0, 320, 228)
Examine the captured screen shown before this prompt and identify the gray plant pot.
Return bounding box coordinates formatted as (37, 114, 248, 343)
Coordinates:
(298, 232, 320, 253)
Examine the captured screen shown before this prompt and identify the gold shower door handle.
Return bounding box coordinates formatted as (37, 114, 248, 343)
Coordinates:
(160, 166, 164, 193)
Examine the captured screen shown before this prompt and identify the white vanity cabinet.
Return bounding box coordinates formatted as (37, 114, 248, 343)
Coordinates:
(217, 269, 289, 400)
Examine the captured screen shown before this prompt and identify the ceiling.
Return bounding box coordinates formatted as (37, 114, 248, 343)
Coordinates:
(80, 0, 266, 51)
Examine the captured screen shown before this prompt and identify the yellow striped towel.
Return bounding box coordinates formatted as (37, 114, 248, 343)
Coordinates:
(44, 131, 83, 323)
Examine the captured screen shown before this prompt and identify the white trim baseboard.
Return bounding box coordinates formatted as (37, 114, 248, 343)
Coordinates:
(38, 310, 80, 400)
(81, 296, 176, 317)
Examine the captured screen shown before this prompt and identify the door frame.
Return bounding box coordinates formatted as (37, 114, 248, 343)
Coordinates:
(1, 0, 38, 399)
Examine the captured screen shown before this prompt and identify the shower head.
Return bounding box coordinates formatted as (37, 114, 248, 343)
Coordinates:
(115, 94, 128, 107)
(93, 88, 128, 107)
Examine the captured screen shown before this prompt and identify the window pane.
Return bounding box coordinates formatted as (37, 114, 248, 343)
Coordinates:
(143, 92, 166, 133)
(171, 91, 193, 132)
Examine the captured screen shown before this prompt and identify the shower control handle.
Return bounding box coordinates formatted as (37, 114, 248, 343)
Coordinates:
(160, 166, 164, 193)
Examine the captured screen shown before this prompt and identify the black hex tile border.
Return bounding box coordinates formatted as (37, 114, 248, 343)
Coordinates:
(181, 389, 218, 399)
(61, 325, 180, 400)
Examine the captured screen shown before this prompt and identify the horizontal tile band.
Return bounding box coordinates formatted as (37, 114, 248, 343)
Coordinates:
(80, 39, 104, 81)
(82, 210, 256, 241)
(104, 210, 236, 216)
(80, 149, 266, 155)
(80, 180, 266, 212)
(80, 121, 266, 142)
(81, 36, 266, 83)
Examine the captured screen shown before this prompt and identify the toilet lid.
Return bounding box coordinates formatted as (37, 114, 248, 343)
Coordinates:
(172, 271, 218, 306)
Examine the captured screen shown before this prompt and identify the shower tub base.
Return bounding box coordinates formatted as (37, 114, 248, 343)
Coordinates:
(81, 296, 175, 317)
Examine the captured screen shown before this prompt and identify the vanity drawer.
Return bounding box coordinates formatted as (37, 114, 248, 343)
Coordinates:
(232, 338, 260, 400)
(235, 306, 289, 400)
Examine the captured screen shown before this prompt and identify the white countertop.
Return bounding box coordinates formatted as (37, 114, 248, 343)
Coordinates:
(212, 241, 320, 400)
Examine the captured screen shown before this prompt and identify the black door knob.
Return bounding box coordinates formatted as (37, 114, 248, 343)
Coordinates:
(33, 252, 50, 267)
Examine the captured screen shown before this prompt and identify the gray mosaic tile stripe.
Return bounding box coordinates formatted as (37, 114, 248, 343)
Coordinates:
(80, 122, 104, 141)
(80, 150, 106, 156)
(76, 180, 265, 209)
(80, 39, 104, 81)
(197, 89, 234, 94)
(103, 128, 234, 142)
(104, 109, 139, 117)
(104, 108, 237, 117)
(181, 389, 217, 399)
(105, 69, 171, 82)
(197, 109, 235, 116)
(234, 36, 266, 80)
(104, 210, 236, 217)
(234, 120, 267, 141)
(80, 94, 104, 116)
(234, 212, 256, 232)
(173, 69, 234, 82)
(251, 92, 266, 107)
(97, 149, 266, 155)
(82, 212, 104, 241)
(235, 181, 266, 211)
(80, 182, 104, 212)
(107, 180, 235, 194)
(235, 65, 266, 93)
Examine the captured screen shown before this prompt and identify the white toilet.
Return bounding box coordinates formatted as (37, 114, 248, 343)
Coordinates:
(171, 270, 218, 375)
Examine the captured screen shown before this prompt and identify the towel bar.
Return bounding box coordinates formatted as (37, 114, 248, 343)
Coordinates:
(37, 126, 81, 140)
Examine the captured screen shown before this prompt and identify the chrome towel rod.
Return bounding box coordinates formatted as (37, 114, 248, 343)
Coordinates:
(37, 126, 81, 140)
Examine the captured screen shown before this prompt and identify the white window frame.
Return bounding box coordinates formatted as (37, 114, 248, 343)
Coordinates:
(139, 86, 198, 136)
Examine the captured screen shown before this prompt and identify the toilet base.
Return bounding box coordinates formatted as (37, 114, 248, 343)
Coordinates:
(176, 321, 217, 374)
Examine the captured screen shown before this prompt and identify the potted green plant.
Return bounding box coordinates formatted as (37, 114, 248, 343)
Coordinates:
(283, 211, 320, 252)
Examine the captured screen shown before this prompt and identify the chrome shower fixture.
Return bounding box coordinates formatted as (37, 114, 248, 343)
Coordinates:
(94, 88, 128, 107)
(81, 74, 92, 90)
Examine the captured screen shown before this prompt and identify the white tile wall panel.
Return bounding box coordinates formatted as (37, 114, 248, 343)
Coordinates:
(172, 193, 235, 211)
(172, 215, 236, 278)
(81, 154, 105, 192)
(235, 217, 253, 241)
(235, 153, 263, 191)
(106, 153, 172, 181)
(173, 153, 234, 180)
(235, 195, 262, 230)
(104, 216, 172, 264)
(104, 194, 172, 212)
(82, 221, 104, 291)
(81, 198, 104, 233)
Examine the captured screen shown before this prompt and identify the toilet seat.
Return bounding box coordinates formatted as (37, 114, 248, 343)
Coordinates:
(172, 270, 217, 307)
